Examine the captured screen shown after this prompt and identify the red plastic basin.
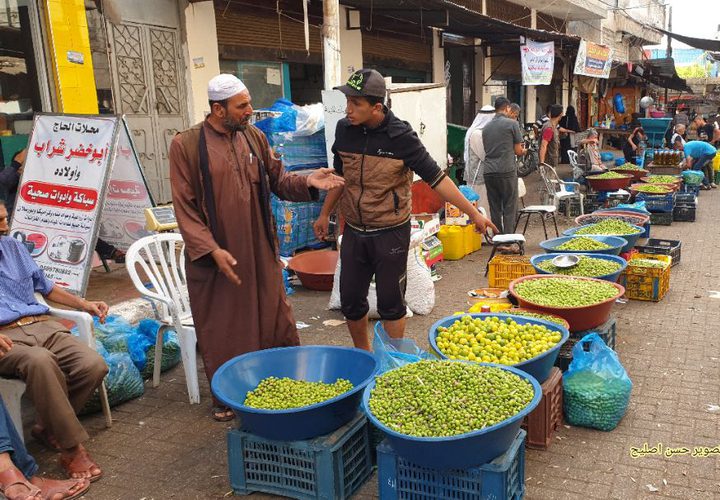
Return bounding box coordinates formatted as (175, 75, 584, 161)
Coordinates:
(585, 174, 634, 191)
(612, 168, 649, 182)
(288, 250, 338, 291)
(509, 274, 625, 332)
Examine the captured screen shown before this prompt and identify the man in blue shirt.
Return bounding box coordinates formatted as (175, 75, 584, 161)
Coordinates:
(0, 201, 108, 483)
(684, 140, 717, 189)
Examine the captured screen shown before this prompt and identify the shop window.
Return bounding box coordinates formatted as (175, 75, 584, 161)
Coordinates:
(0, 0, 49, 168)
(219, 60, 290, 109)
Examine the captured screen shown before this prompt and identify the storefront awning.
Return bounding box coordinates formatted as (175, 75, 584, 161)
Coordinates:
(634, 58, 693, 93)
(339, 0, 580, 46)
(655, 28, 720, 52)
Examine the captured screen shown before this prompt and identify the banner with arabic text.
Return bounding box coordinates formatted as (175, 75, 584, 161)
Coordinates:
(521, 40, 554, 85)
(10, 114, 154, 295)
(573, 40, 614, 79)
(98, 120, 154, 252)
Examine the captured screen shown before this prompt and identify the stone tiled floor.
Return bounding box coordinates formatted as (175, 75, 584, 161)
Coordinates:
(24, 171, 720, 499)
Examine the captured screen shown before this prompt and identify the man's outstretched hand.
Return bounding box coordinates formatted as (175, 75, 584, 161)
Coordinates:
(306, 168, 345, 191)
(212, 248, 242, 286)
(472, 213, 499, 236)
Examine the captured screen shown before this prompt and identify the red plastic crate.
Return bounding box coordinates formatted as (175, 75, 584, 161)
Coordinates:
(521, 367, 563, 450)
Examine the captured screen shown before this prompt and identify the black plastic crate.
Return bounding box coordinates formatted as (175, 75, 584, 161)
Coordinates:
(650, 211, 673, 225)
(679, 183, 700, 197)
(676, 193, 697, 204)
(634, 239, 681, 267)
(673, 203, 696, 222)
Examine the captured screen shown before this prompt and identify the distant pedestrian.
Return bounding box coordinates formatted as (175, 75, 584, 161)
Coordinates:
(539, 104, 564, 168)
(481, 97, 526, 234)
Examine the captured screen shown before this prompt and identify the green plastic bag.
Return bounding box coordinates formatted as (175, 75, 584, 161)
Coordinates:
(563, 333, 632, 431)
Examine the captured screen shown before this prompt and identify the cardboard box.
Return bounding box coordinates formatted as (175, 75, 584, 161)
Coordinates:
(411, 213, 441, 236)
(444, 201, 475, 225)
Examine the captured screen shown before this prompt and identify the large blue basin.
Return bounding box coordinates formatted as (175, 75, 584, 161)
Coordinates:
(539, 235, 627, 255)
(362, 361, 541, 469)
(563, 224, 644, 253)
(212, 346, 378, 440)
(530, 253, 627, 282)
(428, 313, 569, 384)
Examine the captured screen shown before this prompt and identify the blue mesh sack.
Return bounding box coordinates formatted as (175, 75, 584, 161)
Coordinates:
(136, 319, 182, 379)
(563, 333, 632, 431)
(79, 342, 144, 414)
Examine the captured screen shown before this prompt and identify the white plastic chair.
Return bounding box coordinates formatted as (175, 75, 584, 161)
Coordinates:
(125, 234, 200, 404)
(0, 295, 113, 441)
(538, 163, 585, 216)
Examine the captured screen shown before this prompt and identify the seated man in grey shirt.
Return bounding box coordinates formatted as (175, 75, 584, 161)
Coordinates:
(481, 97, 526, 234)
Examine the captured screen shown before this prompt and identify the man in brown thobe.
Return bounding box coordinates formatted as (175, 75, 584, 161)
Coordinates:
(169, 74, 344, 420)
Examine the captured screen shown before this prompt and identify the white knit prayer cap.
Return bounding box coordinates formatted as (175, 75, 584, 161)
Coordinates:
(207, 74, 247, 101)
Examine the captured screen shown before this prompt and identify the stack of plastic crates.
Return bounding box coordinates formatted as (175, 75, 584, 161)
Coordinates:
(636, 192, 675, 226)
(272, 192, 328, 257)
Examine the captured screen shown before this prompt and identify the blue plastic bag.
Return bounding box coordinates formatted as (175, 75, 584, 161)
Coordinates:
(682, 169, 704, 186)
(254, 98, 298, 137)
(282, 268, 295, 296)
(136, 319, 182, 377)
(563, 333, 632, 431)
(372, 322, 435, 375)
(458, 185, 480, 202)
(615, 202, 649, 214)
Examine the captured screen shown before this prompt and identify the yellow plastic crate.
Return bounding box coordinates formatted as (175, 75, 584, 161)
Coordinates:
(487, 255, 535, 288)
(618, 253, 671, 302)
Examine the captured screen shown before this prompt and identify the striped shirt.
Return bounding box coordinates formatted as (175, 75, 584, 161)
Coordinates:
(0, 236, 53, 325)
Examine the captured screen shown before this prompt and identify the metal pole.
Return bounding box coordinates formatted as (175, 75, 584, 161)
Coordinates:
(323, 0, 342, 90)
(664, 5, 672, 108)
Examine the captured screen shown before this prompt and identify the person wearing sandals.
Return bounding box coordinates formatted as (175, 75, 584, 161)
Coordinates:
(0, 396, 90, 499)
(0, 202, 108, 483)
(169, 75, 345, 421)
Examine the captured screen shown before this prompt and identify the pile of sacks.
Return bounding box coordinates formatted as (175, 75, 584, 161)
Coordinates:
(74, 316, 181, 414)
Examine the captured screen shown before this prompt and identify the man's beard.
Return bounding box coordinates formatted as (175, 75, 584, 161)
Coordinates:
(224, 117, 248, 132)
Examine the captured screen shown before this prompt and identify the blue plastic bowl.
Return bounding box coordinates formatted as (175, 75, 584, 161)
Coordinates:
(428, 313, 569, 384)
(211, 346, 378, 440)
(362, 361, 541, 469)
(539, 235, 627, 255)
(615, 158, 626, 166)
(530, 253, 627, 282)
(562, 224, 644, 253)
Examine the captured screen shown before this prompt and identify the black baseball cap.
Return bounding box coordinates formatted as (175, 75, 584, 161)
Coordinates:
(334, 69, 386, 98)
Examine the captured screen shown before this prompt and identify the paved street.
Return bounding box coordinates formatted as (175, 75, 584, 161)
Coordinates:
(24, 172, 720, 499)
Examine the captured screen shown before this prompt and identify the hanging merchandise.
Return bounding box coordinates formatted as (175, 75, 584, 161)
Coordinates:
(613, 93, 626, 114)
(574, 40, 614, 79)
(521, 40, 555, 85)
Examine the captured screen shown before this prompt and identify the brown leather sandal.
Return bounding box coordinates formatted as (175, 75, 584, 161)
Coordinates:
(59, 451, 102, 483)
(0, 466, 42, 500)
(31, 476, 90, 500)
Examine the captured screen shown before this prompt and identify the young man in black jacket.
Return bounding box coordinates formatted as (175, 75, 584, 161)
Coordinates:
(314, 69, 497, 350)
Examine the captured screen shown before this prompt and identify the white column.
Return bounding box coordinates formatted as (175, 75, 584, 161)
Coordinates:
(524, 9, 538, 123)
(481, 46, 492, 106)
(432, 28, 445, 84)
(339, 6, 362, 80)
(182, 0, 221, 123)
(322, 0, 342, 89)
